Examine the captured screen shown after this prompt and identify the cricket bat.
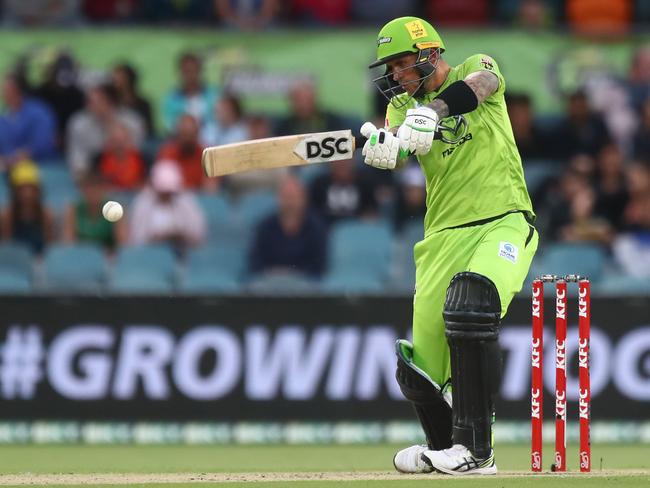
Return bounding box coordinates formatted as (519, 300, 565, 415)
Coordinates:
(202, 129, 364, 177)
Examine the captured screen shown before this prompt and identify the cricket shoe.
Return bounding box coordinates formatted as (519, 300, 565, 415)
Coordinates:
(392, 444, 433, 473)
(421, 444, 497, 475)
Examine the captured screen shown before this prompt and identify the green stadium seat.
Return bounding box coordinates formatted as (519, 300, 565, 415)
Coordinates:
(42, 243, 107, 292)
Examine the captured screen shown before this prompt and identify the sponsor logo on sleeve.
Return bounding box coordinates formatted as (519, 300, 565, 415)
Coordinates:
(480, 56, 495, 71)
(498, 241, 518, 263)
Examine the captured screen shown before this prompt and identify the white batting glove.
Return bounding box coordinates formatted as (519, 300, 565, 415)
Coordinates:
(360, 122, 400, 170)
(397, 106, 439, 155)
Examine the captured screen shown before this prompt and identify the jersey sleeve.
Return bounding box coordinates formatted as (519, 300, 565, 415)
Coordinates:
(459, 54, 506, 98)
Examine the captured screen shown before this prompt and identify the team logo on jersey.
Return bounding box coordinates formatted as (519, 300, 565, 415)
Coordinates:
(499, 241, 518, 263)
(480, 56, 495, 71)
(438, 115, 468, 144)
(377, 36, 392, 46)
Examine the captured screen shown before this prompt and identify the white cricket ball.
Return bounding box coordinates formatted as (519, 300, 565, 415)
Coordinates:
(102, 201, 123, 222)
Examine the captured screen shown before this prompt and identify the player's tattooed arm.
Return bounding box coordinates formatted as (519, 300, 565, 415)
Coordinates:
(427, 99, 450, 119)
(464, 70, 499, 104)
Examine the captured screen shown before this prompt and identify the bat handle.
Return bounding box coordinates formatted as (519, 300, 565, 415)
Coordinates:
(354, 128, 443, 151)
(354, 136, 367, 150)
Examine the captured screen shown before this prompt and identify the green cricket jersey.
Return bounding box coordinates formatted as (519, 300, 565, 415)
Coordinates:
(386, 54, 534, 237)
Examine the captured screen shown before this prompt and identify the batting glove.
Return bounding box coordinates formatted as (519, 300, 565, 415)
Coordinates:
(397, 106, 439, 155)
(360, 122, 400, 170)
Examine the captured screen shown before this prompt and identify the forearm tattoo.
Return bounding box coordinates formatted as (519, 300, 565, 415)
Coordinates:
(427, 98, 450, 119)
(464, 70, 499, 104)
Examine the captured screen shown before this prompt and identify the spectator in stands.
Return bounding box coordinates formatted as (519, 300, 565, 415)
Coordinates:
(82, 0, 138, 23)
(162, 52, 219, 133)
(594, 143, 629, 230)
(505, 92, 549, 160)
(548, 90, 611, 160)
(225, 114, 288, 197)
(290, 0, 350, 25)
(0, 73, 58, 163)
(393, 164, 427, 232)
(423, 0, 490, 27)
(275, 80, 344, 136)
(547, 168, 613, 244)
(566, 0, 632, 36)
(96, 120, 146, 190)
(201, 94, 249, 147)
(628, 46, 650, 112)
(139, 0, 215, 24)
(33, 52, 85, 151)
(2, 0, 83, 26)
(63, 171, 125, 250)
(214, 0, 280, 30)
(0, 160, 54, 254)
(249, 174, 327, 278)
(621, 162, 650, 232)
(613, 162, 650, 277)
(157, 114, 210, 190)
(350, 0, 415, 24)
(129, 160, 206, 252)
(513, 0, 555, 29)
(632, 98, 650, 161)
(67, 83, 145, 176)
(111, 63, 155, 137)
(310, 159, 378, 224)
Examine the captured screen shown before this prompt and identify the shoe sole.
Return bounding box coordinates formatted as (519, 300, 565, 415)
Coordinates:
(431, 464, 498, 476)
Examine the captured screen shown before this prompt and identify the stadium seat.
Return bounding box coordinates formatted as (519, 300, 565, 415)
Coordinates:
(389, 220, 422, 292)
(42, 243, 107, 292)
(522, 160, 561, 195)
(247, 272, 318, 294)
(592, 273, 650, 297)
(40, 166, 79, 214)
(180, 273, 241, 293)
(179, 246, 246, 293)
(0, 273, 31, 293)
(321, 272, 384, 293)
(237, 191, 278, 228)
(110, 245, 176, 293)
(327, 220, 393, 280)
(0, 178, 8, 207)
(197, 193, 249, 246)
(536, 243, 606, 283)
(0, 243, 33, 293)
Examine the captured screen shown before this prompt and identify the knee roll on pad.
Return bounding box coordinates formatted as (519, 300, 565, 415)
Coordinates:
(443, 271, 501, 340)
(395, 340, 452, 450)
(442, 272, 502, 459)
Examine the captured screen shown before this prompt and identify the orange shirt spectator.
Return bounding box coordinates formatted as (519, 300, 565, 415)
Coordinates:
(567, 0, 632, 36)
(97, 121, 146, 189)
(157, 114, 207, 189)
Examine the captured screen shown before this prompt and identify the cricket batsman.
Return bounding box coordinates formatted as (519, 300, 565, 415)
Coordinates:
(360, 17, 538, 475)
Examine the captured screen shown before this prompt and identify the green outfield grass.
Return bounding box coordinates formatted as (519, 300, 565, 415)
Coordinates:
(0, 443, 647, 487)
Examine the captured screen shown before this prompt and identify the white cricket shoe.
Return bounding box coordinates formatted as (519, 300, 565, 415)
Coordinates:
(421, 444, 497, 475)
(392, 444, 434, 473)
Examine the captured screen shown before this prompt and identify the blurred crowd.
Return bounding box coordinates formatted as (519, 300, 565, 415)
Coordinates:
(1, 20, 650, 291)
(0, 0, 649, 34)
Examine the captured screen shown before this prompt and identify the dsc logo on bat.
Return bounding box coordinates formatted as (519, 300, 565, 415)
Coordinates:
(294, 130, 354, 163)
(306, 137, 349, 159)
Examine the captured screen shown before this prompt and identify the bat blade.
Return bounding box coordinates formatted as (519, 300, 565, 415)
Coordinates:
(202, 129, 357, 177)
